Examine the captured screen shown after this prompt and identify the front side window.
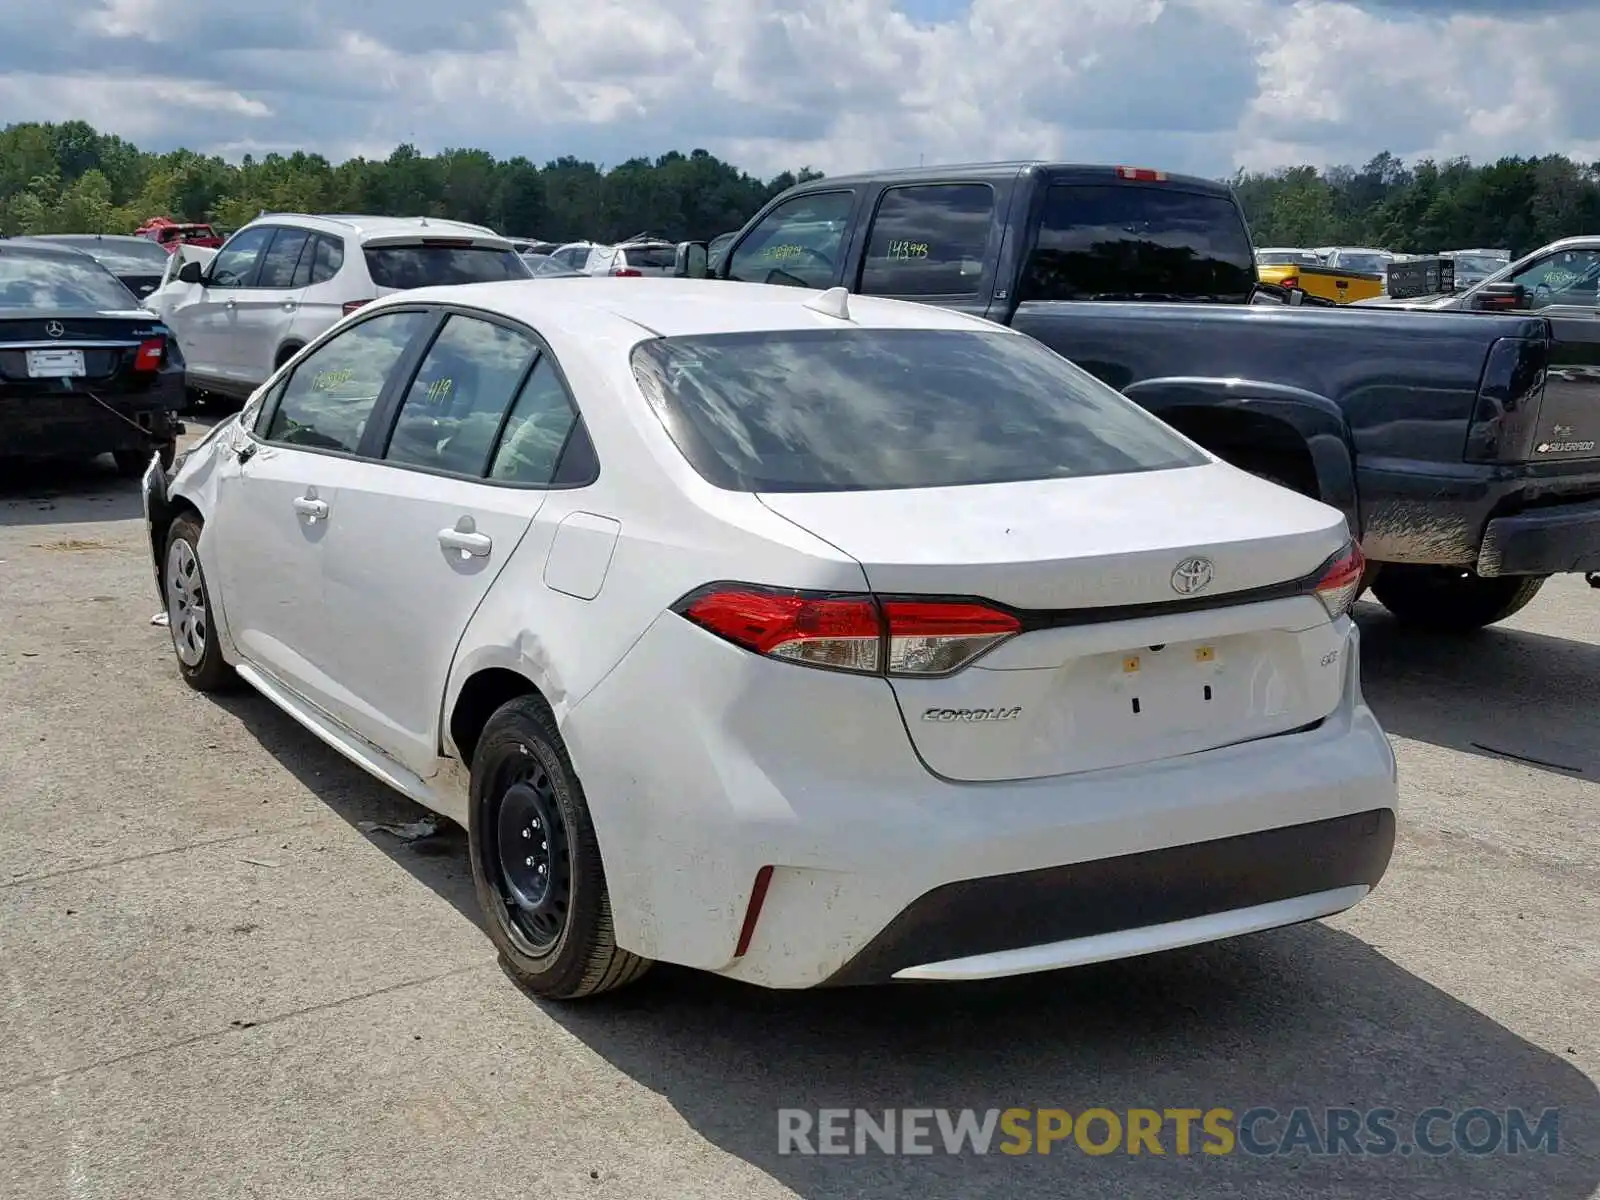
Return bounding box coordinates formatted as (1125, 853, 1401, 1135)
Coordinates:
(256, 229, 311, 290)
(1020, 184, 1256, 303)
(725, 191, 854, 289)
(488, 357, 579, 485)
(207, 226, 275, 289)
(265, 310, 432, 453)
(1508, 249, 1600, 310)
(383, 314, 538, 477)
(630, 327, 1208, 492)
(858, 184, 994, 297)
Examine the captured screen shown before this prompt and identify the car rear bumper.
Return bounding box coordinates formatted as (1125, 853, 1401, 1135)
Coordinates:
(562, 613, 1398, 989)
(1476, 498, 1600, 575)
(0, 378, 184, 459)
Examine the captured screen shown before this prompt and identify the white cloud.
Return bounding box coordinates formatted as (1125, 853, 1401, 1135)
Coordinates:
(4, 0, 1597, 177)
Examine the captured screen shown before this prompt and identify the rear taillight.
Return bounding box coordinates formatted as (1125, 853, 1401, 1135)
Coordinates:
(1115, 166, 1167, 181)
(1313, 543, 1365, 619)
(133, 337, 165, 372)
(1280, 275, 1299, 290)
(673, 584, 1021, 677)
(342, 300, 370, 316)
(611, 266, 643, 277)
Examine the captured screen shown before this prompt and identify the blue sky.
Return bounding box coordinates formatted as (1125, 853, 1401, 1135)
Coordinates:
(1, 0, 1595, 180)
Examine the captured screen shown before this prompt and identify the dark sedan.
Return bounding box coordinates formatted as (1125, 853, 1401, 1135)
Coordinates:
(14, 233, 174, 300)
(0, 242, 185, 474)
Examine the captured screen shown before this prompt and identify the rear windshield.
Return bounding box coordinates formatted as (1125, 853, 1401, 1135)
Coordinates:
(1020, 184, 1256, 303)
(621, 246, 677, 270)
(1336, 253, 1391, 275)
(362, 244, 529, 289)
(630, 328, 1208, 493)
(56, 239, 170, 274)
(1256, 251, 1316, 266)
(0, 253, 138, 311)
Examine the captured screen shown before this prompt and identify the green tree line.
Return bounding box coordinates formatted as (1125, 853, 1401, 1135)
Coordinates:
(5, 120, 1598, 257)
(0, 119, 822, 243)
(1233, 151, 1600, 256)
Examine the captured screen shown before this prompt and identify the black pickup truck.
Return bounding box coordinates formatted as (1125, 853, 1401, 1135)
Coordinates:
(674, 162, 1600, 631)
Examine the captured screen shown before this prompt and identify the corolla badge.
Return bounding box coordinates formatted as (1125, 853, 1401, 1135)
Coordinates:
(1170, 556, 1215, 596)
(45, 320, 64, 338)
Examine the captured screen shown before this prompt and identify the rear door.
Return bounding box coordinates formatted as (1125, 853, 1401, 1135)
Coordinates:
(285, 233, 349, 349)
(314, 309, 576, 775)
(231, 225, 311, 386)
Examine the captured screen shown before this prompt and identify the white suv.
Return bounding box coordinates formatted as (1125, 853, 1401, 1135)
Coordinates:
(582, 240, 679, 277)
(152, 214, 530, 404)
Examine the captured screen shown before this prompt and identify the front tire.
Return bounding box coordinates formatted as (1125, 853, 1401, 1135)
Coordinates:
(1371, 566, 1547, 632)
(468, 696, 651, 1000)
(163, 513, 237, 691)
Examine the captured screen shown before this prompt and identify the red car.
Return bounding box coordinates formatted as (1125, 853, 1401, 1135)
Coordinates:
(134, 217, 224, 254)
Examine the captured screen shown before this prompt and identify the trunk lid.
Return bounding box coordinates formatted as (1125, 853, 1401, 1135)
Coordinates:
(759, 463, 1352, 781)
(0, 312, 170, 393)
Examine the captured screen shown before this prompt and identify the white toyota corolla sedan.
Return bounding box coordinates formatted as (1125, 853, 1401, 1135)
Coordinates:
(142, 278, 1398, 1000)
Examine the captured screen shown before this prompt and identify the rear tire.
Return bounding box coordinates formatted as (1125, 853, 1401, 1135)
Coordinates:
(468, 695, 651, 1000)
(1371, 566, 1547, 632)
(163, 513, 238, 692)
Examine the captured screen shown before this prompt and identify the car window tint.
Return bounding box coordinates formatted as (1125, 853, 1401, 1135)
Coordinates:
(256, 229, 311, 289)
(488, 357, 578, 485)
(1020, 184, 1257, 303)
(1509, 249, 1600, 310)
(384, 315, 538, 476)
(725, 191, 853, 289)
(266, 310, 431, 453)
(631, 328, 1209, 492)
(362, 244, 529, 289)
(207, 227, 275, 289)
(0, 253, 137, 310)
(308, 235, 345, 285)
(858, 184, 994, 296)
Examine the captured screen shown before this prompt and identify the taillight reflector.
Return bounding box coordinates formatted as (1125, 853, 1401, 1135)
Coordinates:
(1314, 543, 1365, 619)
(133, 337, 164, 372)
(342, 300, 371, 315)
(673, 584, 1021, 677)
(611, 267, 643, 277)
(1115, 166, 1168, 181)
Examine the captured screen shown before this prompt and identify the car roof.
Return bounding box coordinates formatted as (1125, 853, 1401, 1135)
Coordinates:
(245, 213, 504, 242)
(380, 278, 1002, 341)
(0, 238, 100, 261)
(788, 160, 1232, 196)
(25, 233, 155, 247)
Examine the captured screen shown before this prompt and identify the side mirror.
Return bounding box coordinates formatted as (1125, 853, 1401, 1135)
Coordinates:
(1471, 282, 1525, 311)
(177, 260, 204, 285)
(673, 241, 709, 279)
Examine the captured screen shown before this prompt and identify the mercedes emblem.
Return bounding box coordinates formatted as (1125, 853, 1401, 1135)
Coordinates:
(1170, 556, 1215, 596)
(45, 320, 64, 338)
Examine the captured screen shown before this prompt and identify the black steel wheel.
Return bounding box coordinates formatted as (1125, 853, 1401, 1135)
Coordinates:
(467, 694, 651, 999)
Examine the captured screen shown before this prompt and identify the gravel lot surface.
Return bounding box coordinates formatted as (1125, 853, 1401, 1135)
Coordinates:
(2, 429, 1596, 1199)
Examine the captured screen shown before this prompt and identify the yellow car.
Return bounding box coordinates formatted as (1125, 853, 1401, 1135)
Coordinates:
(1255, 247, 1391, 304)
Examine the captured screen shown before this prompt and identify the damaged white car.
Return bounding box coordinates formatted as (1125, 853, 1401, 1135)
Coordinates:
(142, 278, 1398, 1000)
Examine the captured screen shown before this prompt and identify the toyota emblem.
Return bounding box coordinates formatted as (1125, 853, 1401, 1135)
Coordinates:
(1170, 556, 1215, 596)
(45, 320, 64, 338)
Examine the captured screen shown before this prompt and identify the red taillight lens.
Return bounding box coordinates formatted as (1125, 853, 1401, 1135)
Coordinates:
(1115, 166, 1167, 181)
(342, 300, 370, 316)
(133, 337, 164, 372)
(1314, 542, 1365, 619)
(1280, 275, 1299, 290)
(673, 585, 1021, 676)
(611, 267, 643, 277)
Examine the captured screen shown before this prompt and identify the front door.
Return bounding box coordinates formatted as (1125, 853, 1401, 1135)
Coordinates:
(178, 225, 275, 389)
(316, 313, 581, 776)
(211, 306, 437, 712)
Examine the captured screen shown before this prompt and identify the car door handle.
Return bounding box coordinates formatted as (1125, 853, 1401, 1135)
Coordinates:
(225, 297, 237, 308)
(438, 528, 492, 557)
(292, 496, 329, 520)
(281, 301, 297, 311)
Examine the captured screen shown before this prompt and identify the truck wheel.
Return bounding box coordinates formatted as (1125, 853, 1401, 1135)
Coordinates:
(1371, 566, 1547, 632)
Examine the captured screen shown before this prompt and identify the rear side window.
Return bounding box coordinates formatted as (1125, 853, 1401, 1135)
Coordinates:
(363, 244, 529, 289)
(296, 235, 344, 287)
(858, 184, 994, 297)
(630, 328, 1208, 492)
(383, 314, 538, 477)
(265, 310, 432, 453)
(0, 253, 136, 310)
(1020, 184, 1256, 303)
(488, 357, 580, 485)
(256, 228, 311, 289)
